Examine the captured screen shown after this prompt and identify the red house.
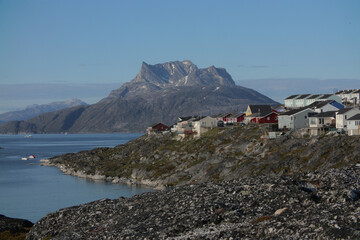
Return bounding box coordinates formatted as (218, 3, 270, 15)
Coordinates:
(146, 123, 169, 134)
(224, 113, 246, 123)
(246, 105, 278, 124)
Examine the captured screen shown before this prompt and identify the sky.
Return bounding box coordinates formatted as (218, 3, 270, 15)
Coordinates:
(0, 0, 359, 113)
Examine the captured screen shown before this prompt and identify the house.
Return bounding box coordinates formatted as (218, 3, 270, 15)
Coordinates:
(318, 94, 342, 104)
(245, 105, 278, 124)
(294, 94, 312, 108)
(193, 116, 217, 136)
(223, 113, 245, 124)
(284, 94, 342, 109)
(146, 123, 169, 134)
(308, 100, 344, 113)
(309, 111, 337, 136)
(174, 116, 217, 138)
(284, 95, 300, 109)
(278, 108, 316, 130)
(347, 114, 360, 136)
(336, 89, 360, 105)
(304, 94, 323, 106)
(336, 107, 360, 129)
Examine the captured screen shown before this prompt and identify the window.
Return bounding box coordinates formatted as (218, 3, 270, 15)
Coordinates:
(267, 117, 270, 120)
(356, 121, 360, 126)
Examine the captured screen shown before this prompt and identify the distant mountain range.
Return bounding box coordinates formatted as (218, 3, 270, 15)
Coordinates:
(0, 61, 278, 134)
(0, 99, 87, 124)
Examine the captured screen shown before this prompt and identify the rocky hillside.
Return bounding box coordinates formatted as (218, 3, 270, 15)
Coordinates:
(27, 165, 360, 239)
(0, 99, 87, 124)
(0, 61, 278, 133)
(46, 125, 360, 189)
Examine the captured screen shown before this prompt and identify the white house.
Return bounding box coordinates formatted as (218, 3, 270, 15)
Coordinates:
(309, 111, 337, 136)
(278, 108, 316, 130)
(305, 94, 323, 106)
(193, 116, 217, 137)
(347, 114, 360, 136)
(294, 94, 312, 108)
(336, 107, 360, 129)
(284, 95, 300, 108)
(309, 100, 344, 113)
(284, 94, 342, 109)
(336, 89, 360, 105)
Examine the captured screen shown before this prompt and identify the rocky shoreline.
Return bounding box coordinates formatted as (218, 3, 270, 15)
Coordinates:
(41, 159, 164, 190)
(27, 165, 360, 239)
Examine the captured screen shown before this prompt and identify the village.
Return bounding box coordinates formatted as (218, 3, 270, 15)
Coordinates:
(147, 89, 360, 138)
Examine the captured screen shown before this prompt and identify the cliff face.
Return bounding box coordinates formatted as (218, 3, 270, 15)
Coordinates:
(0, 61, 278, 133)
(27, 166, 360, 239)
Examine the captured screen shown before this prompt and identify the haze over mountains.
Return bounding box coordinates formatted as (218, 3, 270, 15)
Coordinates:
(0, 99, 87, 124)
(0, 61, 278, 134)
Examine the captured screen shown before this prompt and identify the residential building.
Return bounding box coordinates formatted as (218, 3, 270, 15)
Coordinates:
(146, 123, 169, 134)
(284, 95, 300, 108)
(309, 111, 337, 136)
(278, 108, 316, 130)
(336, 107, 360, 129)
(294, 94, 312, 108)
(347, 114, 360, 136)
(336, 89, 360, 105)
(284, 94, 342, 109)
(193, 116, 217, 137)
(245, 105, 278, 124)
(308, 100, 344, 113)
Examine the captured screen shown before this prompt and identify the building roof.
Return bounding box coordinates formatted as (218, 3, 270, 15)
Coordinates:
(280, 107, 312, 116)
(296, 94, 311, 100)
(353, 89, 360, 93)
(307, 94, 322, 99)
(311, 111, 337, 118)
(336, 90, 345, 94)
(285, 94, 299, 100)
(337, 108, 353, 114)
(248, 105, 273, 116)
(348, 113, 360, 121)
(319, 94, 333, 99)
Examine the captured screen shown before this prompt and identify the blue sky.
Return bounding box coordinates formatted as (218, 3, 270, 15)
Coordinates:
(0, 0, 359, 112)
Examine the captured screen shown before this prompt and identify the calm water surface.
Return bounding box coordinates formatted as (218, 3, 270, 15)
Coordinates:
(0, 133, 151, 223)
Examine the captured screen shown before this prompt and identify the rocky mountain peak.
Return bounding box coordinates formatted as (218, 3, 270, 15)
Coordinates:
(108, 61, 236, 99)
(133, 60, 235, 88)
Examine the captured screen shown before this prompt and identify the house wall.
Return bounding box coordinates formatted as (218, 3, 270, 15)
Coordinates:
(336, 108, 360, 129)
(278, 115, 293, 129)
(251, 113, 278, 124)
(309, 117, 334, 128)
(347, 120, 360, 135)
(285, 99, 296, 108)
(325, 95, 342, 104)
(278, 109, 314, 130)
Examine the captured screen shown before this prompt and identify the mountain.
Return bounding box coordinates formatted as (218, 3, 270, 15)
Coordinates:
(0, 60, 278, 134)
(0, 99, 87, 124)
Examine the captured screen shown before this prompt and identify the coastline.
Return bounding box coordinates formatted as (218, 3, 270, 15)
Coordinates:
(40, 159, 164, 190)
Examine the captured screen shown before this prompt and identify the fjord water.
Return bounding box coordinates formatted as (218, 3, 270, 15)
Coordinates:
(0, 133, 150, 223)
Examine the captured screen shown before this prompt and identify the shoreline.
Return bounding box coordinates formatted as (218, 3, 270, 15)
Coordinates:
(40, 159, 164, 190)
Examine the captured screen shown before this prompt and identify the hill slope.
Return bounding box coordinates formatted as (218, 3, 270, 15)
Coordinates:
(0, 99, 87, 124)
(0, 61, 278, 133)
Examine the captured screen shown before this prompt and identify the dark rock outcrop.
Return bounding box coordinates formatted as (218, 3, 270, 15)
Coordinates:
(27, 166, 360, 239)
(0, 61, 278, 133)
(0, 214, 33, 239)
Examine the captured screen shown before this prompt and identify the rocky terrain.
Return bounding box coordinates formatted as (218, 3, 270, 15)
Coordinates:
(0, 99, 87, 124)
(27, 165, 360, 239)
(0, 61, 277, 133)
(0, 214, 33, 240)
(46, 125, 360, 189)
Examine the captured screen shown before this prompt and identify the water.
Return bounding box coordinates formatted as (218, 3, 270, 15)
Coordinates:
(0, 133, 151, 223)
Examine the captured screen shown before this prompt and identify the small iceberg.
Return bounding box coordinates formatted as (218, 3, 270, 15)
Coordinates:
(21, 157, 28, 161)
